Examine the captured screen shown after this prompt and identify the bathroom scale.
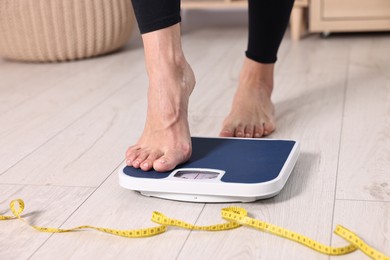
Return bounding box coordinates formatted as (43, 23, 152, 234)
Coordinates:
(119, 137, 300, 203)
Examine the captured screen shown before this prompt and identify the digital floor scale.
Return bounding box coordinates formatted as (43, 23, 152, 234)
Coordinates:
(119, 137, 300, 203)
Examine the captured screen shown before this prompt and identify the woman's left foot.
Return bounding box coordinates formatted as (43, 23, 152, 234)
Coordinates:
(220, 58, 276, 138)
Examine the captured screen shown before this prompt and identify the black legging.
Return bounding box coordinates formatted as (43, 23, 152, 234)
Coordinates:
(131, 0, 294, 63)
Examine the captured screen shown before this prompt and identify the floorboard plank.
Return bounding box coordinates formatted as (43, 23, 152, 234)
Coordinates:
(336, 36, 390, 201)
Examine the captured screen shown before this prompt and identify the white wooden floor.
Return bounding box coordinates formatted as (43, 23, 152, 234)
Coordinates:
(0, 26, 389, 260)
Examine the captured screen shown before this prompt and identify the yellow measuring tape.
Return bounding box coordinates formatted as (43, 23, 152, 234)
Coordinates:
(1, 199, 389, 260)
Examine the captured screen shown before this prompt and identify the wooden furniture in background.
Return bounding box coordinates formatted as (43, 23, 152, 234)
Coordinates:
(182, 0, 390, 41)
(310, 0, 390, 35)
(290, 0, 309, 41)
(182, 0, 247, 9)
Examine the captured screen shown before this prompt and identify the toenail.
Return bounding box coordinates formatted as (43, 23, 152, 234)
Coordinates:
(126, 160, 132, 165)
(143, 162, 149, 168)
(245, 133, 251, 137)
(160, 159, 167, 164)
(255, 133, 261, 137)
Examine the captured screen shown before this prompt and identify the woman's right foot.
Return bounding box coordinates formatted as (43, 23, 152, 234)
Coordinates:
(125, 24, 196, 172)
(125, 56, 195, 172)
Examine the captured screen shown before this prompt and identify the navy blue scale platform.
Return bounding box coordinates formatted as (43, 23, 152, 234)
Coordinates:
(119, 137, 300, 203)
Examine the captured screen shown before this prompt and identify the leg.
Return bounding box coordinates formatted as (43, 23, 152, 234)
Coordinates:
(220, 0, 294, 138)
(126, 0, 195, 172)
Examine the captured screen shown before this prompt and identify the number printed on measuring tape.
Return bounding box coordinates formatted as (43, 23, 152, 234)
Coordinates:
(1, 199, 389, 260)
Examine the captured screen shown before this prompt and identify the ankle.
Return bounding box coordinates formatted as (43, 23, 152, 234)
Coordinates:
(239, 58, 274, 95)
(142, 24, 188, 76)
(147, 54, 187, 76)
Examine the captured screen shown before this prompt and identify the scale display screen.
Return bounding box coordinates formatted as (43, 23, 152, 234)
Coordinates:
(174, 171, 219, 180)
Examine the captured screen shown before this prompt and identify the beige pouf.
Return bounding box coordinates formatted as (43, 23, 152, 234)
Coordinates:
(0, 0, 135, 62)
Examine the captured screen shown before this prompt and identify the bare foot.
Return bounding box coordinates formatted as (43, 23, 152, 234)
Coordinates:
(125, 24, 195, 172)
(220, 58, 276, 138)
(126, 61, 195, 172)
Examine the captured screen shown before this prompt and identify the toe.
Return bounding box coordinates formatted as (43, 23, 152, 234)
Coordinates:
(234, 125, 245, 138)
(263, 120, 276, 136)
(153, 151, 189, 172)
(126, 145, 139, 157)
(219, 119, 235, 137)
(140, 160, 152, 171)
(140, 152, 163, 171)
(132, 150, 150, 168)
(219, 127, 234, 137)
(244, 125, 255, 138)
(126, 148, 141, 166)
(140, 159, 152, 171)
(153, 156, 175, 172)
(254, 124, 264, 138)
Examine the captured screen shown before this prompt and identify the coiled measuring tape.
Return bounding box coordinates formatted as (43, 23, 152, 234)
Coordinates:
(1, 199, 389, 260)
